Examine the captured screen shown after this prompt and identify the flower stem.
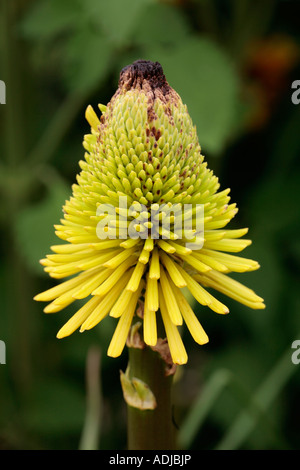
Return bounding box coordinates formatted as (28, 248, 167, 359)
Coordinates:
(126, 345, 177, 450)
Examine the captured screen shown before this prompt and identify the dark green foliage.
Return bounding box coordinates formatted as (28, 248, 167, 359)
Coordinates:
(0, 0, 299, 450)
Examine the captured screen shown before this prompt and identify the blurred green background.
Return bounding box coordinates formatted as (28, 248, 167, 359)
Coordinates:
(0, 0, 300, 450)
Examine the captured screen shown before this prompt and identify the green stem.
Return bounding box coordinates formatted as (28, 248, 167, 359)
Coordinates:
(79, 347, 102, 450)
(126, 345, 177, 450)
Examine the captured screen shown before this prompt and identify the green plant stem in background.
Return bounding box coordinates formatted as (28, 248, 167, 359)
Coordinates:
(79, 346, 102, 450)
(216, 345, 297, 450)
(126, 346, 176, 450)
(27, 90, 88, 169)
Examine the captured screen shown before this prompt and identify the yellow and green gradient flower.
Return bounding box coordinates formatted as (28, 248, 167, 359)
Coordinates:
(34, 60, 265, 365)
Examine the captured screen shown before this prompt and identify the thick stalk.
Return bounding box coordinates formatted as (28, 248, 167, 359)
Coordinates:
(126, 345, 177, 450)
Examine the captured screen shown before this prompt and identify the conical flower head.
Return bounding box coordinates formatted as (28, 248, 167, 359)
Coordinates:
(35, 60, 265, 365)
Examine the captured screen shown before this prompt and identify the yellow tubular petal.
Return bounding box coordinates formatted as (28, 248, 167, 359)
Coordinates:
(44, 265, 82, 279)
(179, 253, 211, 273)
(51, 287, 82, 307)
(67, 234, 101, 244)
(90, 240, 123, 250)
(203, 231, 226, 241)
(126, 262, 146, 292)
(78, 250, 122, 270)
(146, 275, 159, 312)
(92, 255, 136, 296)
(43, 250, 117, 278)
(98, 103, 107, 113)
(200, 249, 260, 273)
(50, 243, 91, 253)
(160, 251, 187, 288)
(201, 278, 265, 309)
(172, 286, 209, 345)
(72, 268, 113, 299)
(149, 248, 160, 279)
(223, 228, 249, 239)
(196, 270, 265, 309)
(120, 238, 141, 249)
(158, 285, 188, 365)
(157, 240, 176, 254)
(43, 281, 93, 312)
(206, 269, 264, 302)
(109, 269, 135, 318)
(34, 268, 95, 302)
(54, 230, 69, 241)
(85, 105, 100, 130)
(81, 272, 134, 331)
(43, 298, 74, 313)
(159, 268, 182, 325)
(56, 296, 101, 338)
(191, 252, 228, 272)
(167, 241, 192, 255)
(176, 265, 229, 314)
(109, 289, 133, 318)
(204, 218, 231, 230)
(204, 238, 252, 253)
(139, 249, 150, 264)
(176, 264, 214, 307)
(143, 303, 157, 346)
(40, 258, 56, 267)
(144, 238, 154, 252)
(102, 247, 137, 269)
(46, 250, 95, 263)
(107, 282, 144, 358)
(205, 294, 229, 314)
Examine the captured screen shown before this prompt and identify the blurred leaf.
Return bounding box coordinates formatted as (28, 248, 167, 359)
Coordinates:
(216, 345, 297, 450)
(20, 0, 82, 39)
(271, 107, 300, 175)
(247, 173, 300, 239)
(63, 27, 113, 92)
(14, 180, 71, 275)
(23, 377, 85, 436)
(178, 368, 231, 449)
(132, 2, 191, 46)
(201, 343, 269, 428)
(21, 0, 114, 94)
(233, 240, 283, 337)
(144, 36, 239, 155)
(179, 345, 294, 450)
(86, 0, 154, 46)
(245, 108, 300, 239)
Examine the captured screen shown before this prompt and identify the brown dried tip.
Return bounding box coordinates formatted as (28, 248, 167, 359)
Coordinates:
(119, 60, 173, 97)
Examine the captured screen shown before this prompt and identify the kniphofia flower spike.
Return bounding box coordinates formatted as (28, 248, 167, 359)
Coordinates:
(35, 61, 265, 365)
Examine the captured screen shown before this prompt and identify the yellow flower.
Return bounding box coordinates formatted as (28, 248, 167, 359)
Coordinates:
(34, 60, 265, 365)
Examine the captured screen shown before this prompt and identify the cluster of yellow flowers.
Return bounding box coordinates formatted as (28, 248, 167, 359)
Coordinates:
(35, 61, 264, 365)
